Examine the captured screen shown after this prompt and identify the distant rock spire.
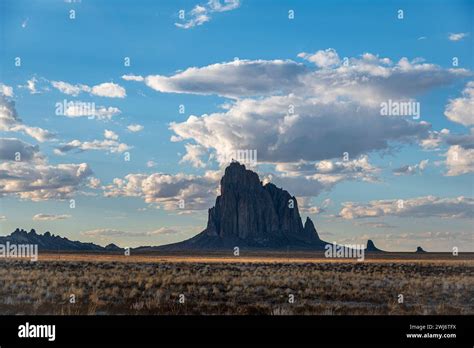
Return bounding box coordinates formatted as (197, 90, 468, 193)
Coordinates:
(303, 217, 321, 242)
(366, 239, 383, 252)
(416, 246, 427, 253)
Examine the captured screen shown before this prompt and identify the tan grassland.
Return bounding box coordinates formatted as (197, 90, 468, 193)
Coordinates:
(0, 252, 472, 315)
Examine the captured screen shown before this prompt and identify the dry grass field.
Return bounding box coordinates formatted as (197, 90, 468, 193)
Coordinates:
(0, 253, 472, 315)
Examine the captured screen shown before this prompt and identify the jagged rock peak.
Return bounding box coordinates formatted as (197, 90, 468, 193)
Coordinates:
(416, 246, 426, 253)
(1, 228, 122, 252)
(366, 239, 382, 252)
(203, 161, 322, 247)
(303, 217, 320, 241)
(12, 228, 26, 235)
(221, 161, 261, 194)
(105, 243, 122, 251)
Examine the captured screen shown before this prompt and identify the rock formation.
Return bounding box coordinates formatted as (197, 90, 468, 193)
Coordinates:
(158, 162, 327, 250)
(0, 228, 122, 252)
(366, 239, 383, 252)
(4, 163, 395, 253)
(415, 246, 427, 253)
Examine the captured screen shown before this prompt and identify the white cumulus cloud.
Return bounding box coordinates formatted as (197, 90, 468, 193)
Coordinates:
(444, 81, 474, 127)
(103, 170, 220, 211)
(0, 95, 55, 142)
(175, 0, 240, 29)
(33, 213, 72, 221)
(298, 48, 340, 68)
(52, 81, 126, 98)
(444, 145, 474, 176)
(338, 196, 474, 219)
(448, 32, 469, 41)
(127, 124, 144, 132)
(163, 51, 468, 167)
(0, 83, 14, 97)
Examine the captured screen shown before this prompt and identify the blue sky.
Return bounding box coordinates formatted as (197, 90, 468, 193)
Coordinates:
(0, 0, 473, 251)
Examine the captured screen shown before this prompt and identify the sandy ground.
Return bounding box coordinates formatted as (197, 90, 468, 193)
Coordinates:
(30, 251, 474, 264)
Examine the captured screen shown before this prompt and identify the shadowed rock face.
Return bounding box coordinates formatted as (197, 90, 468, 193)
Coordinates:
(0, 228, 120, 252)
(366, 239, 383, 252)
(416, 246, 427, 253)
(160, 162, 326, 250)
(302, 216, 321, 243)
(205, 162, 281, 241)
(204, 162, 323, 247)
